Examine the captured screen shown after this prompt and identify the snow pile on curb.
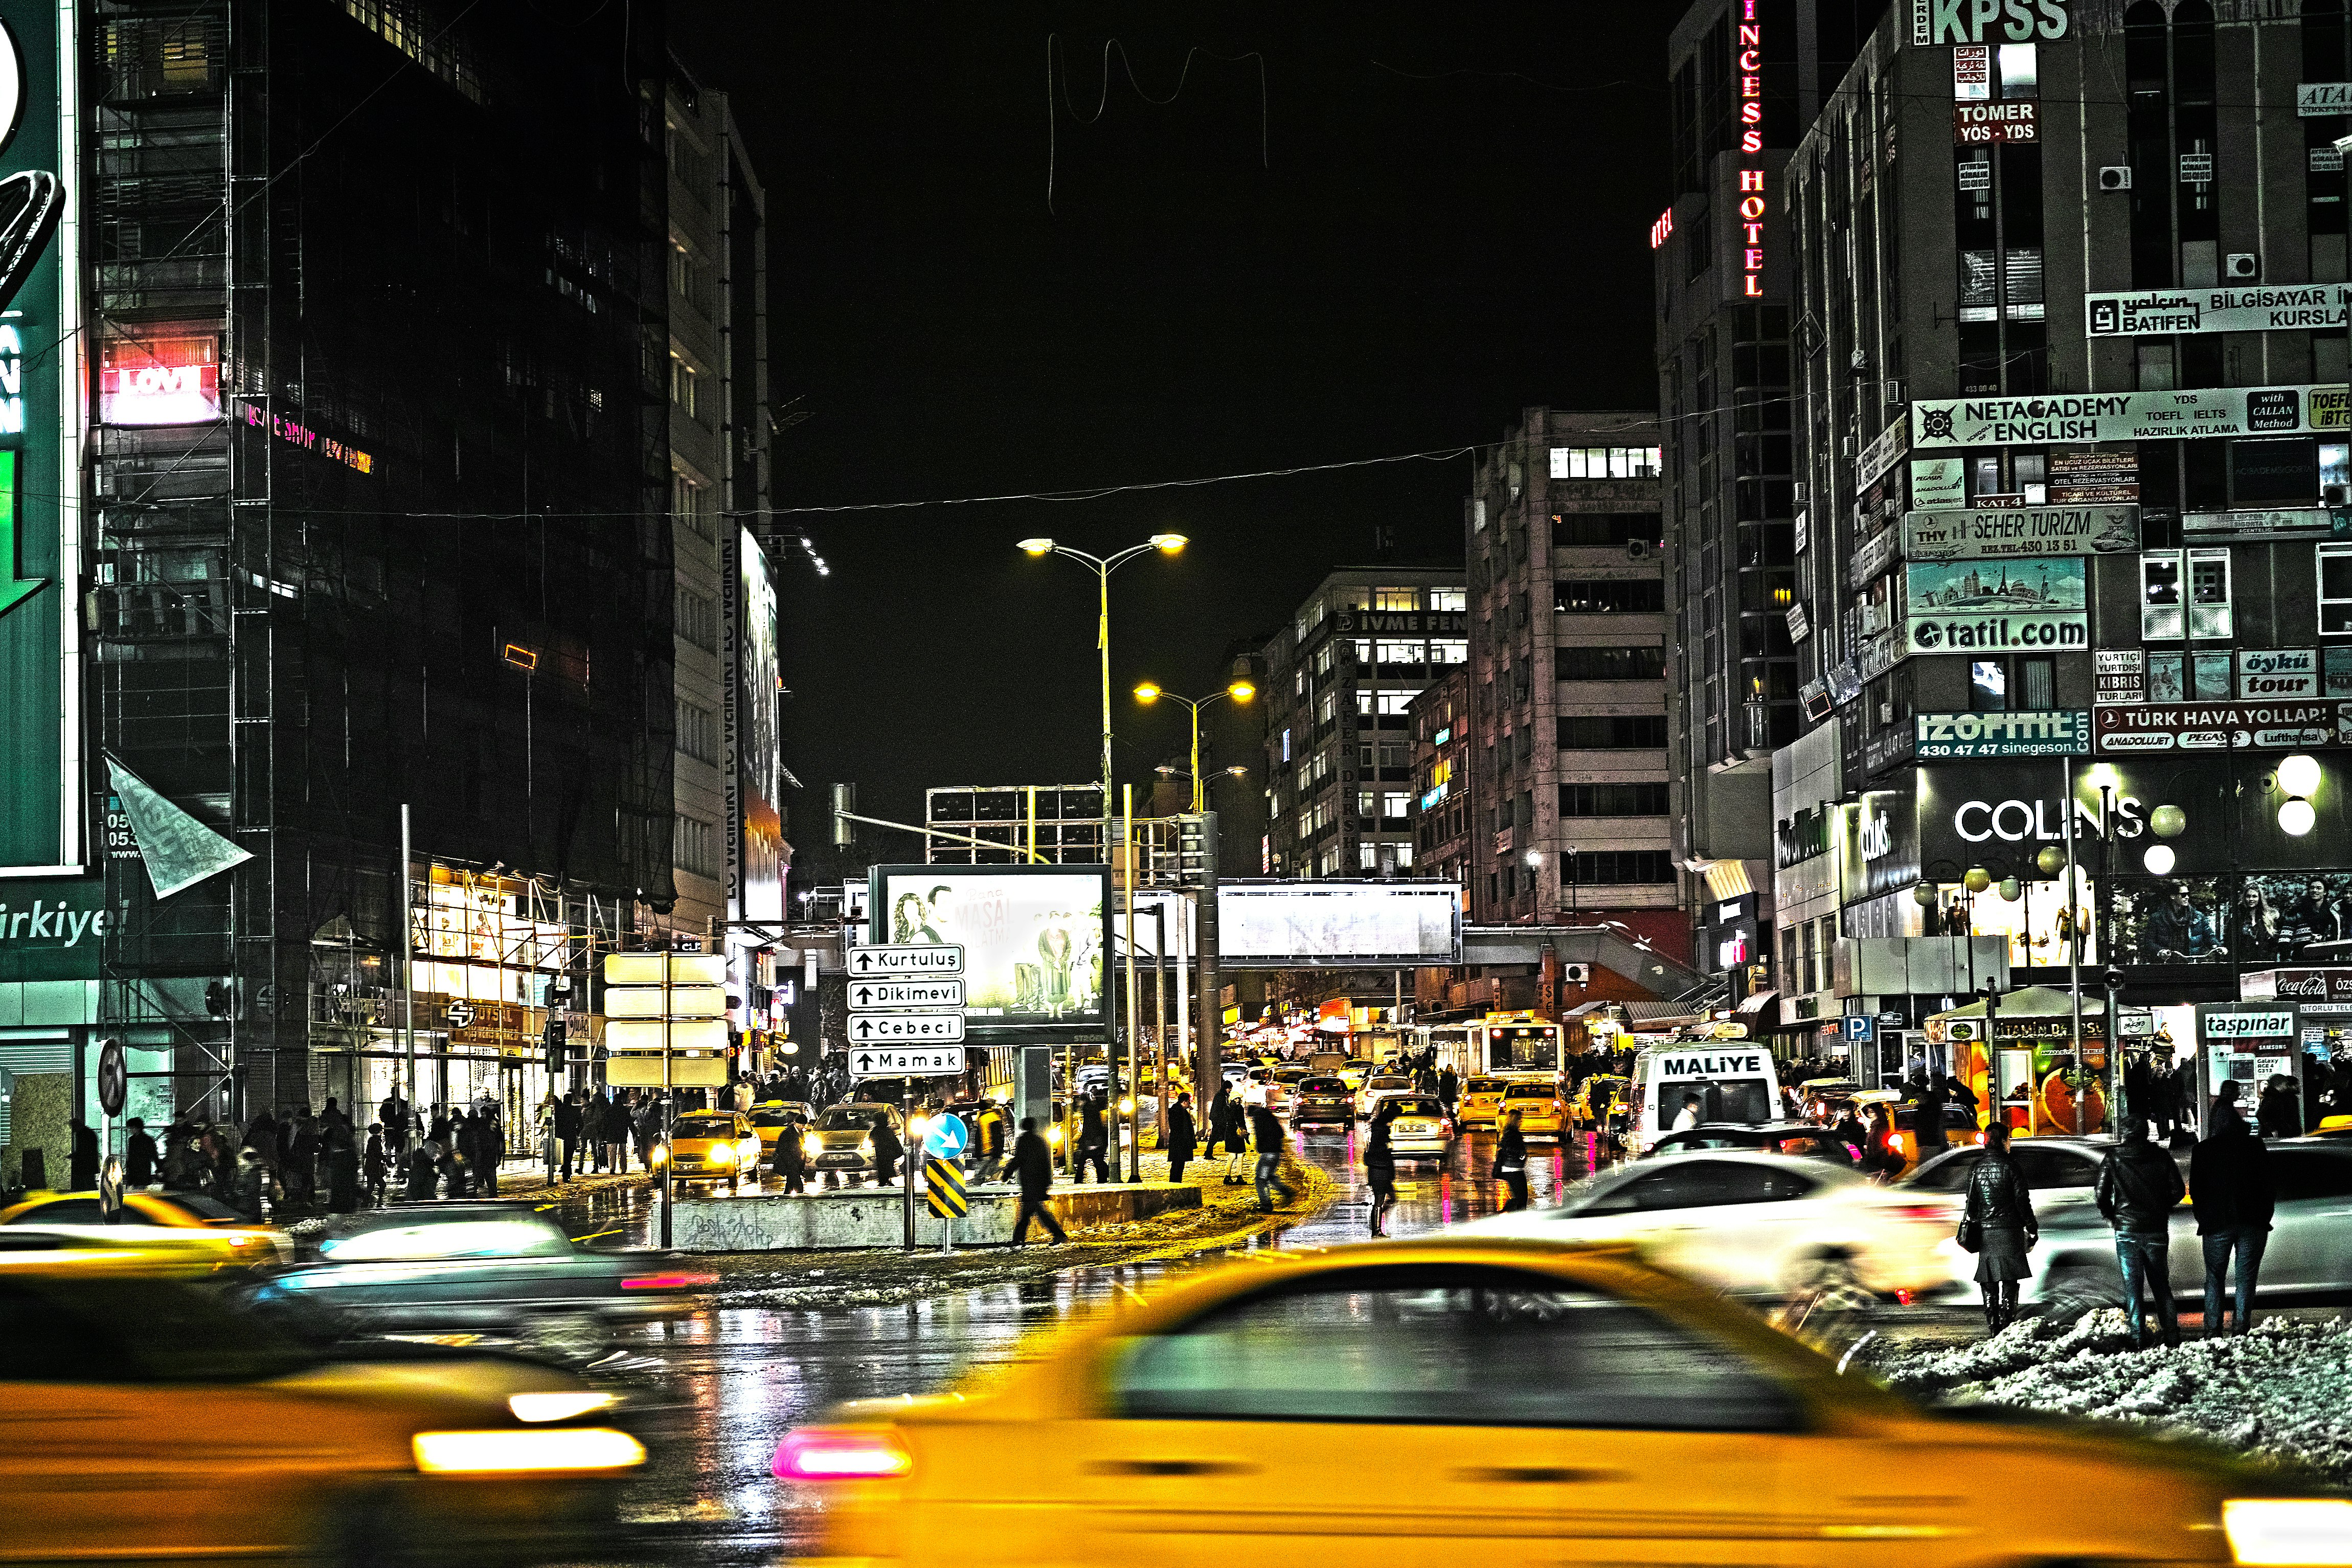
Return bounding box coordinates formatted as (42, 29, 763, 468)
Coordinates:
(1870, 1312, 2352, 1482)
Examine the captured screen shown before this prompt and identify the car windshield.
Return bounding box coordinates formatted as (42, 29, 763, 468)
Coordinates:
(752, 1109, 800, 1126)
(1368, 1077, 1411, 1089)
(818, 1108, 881, 1131)
(319, 1212, 573, 1261)
(1504, 1084, 1554, 1100)
(1273, 1069, 1308, 1083)
(171, 1195, 244, 1222)
(674, 1115, 738, 1134)
(1301, 1078, 1348, 1094)
(1383, 1097, 1442, 1118)
(1467, 1078, 1503, 1095)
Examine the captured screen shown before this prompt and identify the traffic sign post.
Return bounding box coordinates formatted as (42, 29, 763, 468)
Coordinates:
(603, 950, 730, 1249)
(849, 1011, 965, 1046)
(1842, 1015, 1877, 1045)
(845, 945, 968, 1252)
(846, 944, 965, 978)
(847, 1045, 965, 1077)
(847, 978, 963, 1010)
(96, 1039, 126, 1221)
(923, 1112, 969, 1160)
(925, 1156, 967, 1253)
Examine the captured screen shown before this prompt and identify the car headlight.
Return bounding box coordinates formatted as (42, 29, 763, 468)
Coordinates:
(509, 1391, 619, 1424)
(413, 1428, 644, 1474)
(709, 1144, 734, 1166)
(858, 1139, 873, 1155)
(2224, 1499, 2352, 1565)
(1047, 1126, 1064, 1146)
(802, 1134, 823, 1157)
(649, 1143, 668, 1166)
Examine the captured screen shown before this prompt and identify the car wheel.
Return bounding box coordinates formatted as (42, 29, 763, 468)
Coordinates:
(522, 1310, 611, 1366)
(315, 1489, 411, 1568)
(2038, 1260, 2122, 1323)
(1789, 1252, 1875, 1312)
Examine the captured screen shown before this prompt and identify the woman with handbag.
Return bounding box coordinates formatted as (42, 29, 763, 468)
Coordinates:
(1959, 1123, 2039, 1335)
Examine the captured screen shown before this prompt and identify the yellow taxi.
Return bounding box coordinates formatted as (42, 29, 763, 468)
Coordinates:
(1496, 1079, 1569, 1141)
(657, 1110, 761, 1190)
(750, 1101, 817, 1162)
(1455, 1075, 1508, 1128)
(0, 1189, 289, 1266)
(0, 1259, 645, 1562)
(774, 1238, 2344, 1567)
(1570, 1073, 1629, 1133)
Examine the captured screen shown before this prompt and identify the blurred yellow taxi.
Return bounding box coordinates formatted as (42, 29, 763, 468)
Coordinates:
(1571, 1073, 1629, 1133)
(0, 1190, 288, 1265)
(659, 1110, 761, 1190)
(1455, 1076, 1508, 1128)
(0, 1261, 644, 1562)
(775, 1238, 2340, 1567)
(1498, 1080, 1568, 1141)
(750, 1101, 816, 1161)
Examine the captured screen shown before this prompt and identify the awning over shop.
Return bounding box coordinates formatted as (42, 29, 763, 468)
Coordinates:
(1736, 989, 1779, 1016)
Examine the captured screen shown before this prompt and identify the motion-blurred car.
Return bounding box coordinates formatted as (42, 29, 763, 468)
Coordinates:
(749, 1101, 817, 1161)
(0, 1189, 290, 1264)
(1849, 1087, 1985, 1170)
(807, 1103, 899, 1180)
(774, 1237, 2338, 1568)
(1649, 1121, 1861, 1166)
(1453, 1152, 1950, 1300)
(242, 1202, 708, 1350)
(1, 1260, 645, 1563)
(1570, 1073, 1629, 1133)
(1797, 1077, 1864, 1121)
(1353, 1075, 1415, 1119)
(1903, 1135, 2352, 1313)
(657, 1110, 761, 1190)
(1496, 1080, 1569, 1141)
(1455, 1076, 1508, 1129)
(1368, 1094, 1452, 1158)
(1291, 1076, 1354, 1127)
(1338, 1058, 1374, 1090)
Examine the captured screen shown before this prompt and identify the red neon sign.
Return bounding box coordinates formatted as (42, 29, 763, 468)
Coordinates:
(1737, 0, 1766, 297)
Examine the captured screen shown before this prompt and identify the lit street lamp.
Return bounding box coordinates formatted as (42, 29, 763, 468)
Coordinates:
(1019, 533, 1187, 828)
(1133, 677, 1254, 814)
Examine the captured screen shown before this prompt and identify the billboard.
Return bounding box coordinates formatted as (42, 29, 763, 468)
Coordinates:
(0, 0, 80, 874)
(1216, 881, 1462, 969)
(869, 865, 1111, 1040)
(2086, 286, 2348, 338)
(730, 528, 783, 921)
(1910, 384, 2346, 448)
(1901, 505, 2138, 561)
(1914, 710, 2089, 759)
(1905, 557, 2087, 655)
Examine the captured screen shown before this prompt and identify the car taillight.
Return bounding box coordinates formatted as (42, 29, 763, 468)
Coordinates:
(1885, 1133, 1903, 1151)
(775, 1427, 914, 1481)
(622, 1271, 718, 1290)
(1888, 1205, 1946, 1222)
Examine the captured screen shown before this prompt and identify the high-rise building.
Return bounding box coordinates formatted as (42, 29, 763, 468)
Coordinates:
(1462, 409, 1684, 958)
(1771, 2, 2352, 1062)
(1407, 663, 1475, 891)
(1260, 569, 1468, 880)
(1655, 0, 1892, 994)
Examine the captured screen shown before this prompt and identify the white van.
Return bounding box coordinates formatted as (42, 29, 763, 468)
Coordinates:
(1627, 1042, 1783, 1154)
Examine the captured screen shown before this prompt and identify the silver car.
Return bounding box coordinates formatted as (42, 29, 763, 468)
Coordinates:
(805, 1103, 898, 1180)
(1902, 1135, 2352, 1312)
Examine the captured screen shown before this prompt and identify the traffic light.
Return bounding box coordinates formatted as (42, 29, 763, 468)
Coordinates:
(544, 1016, 568, 1076)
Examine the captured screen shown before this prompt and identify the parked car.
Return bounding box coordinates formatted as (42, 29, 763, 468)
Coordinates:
(1454, 1152, 1951, 1300)
(1903, 1135, 2352, 1313)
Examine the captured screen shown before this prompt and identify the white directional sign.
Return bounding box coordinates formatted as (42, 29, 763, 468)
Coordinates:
(848, 1044, 966, 1078)
(850, 1010, 966, 1045)
(847, 978, 964, 1011)
(847, 943, 965, 978)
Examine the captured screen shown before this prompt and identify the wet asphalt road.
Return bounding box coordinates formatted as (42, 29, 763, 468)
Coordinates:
(551, 1122, 1608, 1565)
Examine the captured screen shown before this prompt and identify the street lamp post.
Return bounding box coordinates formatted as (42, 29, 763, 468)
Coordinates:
(1134, 678, 1256, 813)
(1019, 534, 1187, 836)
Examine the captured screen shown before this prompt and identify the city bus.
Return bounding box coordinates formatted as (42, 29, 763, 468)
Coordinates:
(1473, 1012, 1566, 1078)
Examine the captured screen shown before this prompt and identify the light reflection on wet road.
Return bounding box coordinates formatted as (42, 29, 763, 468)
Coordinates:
(562, 1125, 1614, 1564)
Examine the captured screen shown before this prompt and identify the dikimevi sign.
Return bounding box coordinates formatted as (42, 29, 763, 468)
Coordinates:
(0, 0, 83, 877)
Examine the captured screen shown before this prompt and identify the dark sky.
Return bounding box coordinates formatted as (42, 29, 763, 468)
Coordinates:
(667, 3, 1679, 853)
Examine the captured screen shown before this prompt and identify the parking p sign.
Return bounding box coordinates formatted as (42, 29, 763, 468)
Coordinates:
(1842, 1015, 1876, 1044)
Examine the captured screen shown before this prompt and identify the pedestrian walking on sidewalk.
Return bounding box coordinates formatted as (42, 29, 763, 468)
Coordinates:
(1364, 1117, 1397, 1237)
(1249, 1102, 1295, 1212)
(1006, 1117, 1067, 1244)
(2191, 1099, 2274, 1337)
(602, 1093, 632, 1173)
(772, 1112, 809, 1194)
(1074, 1091, 1111, 1184)
(869, 1111, 903, 1188)
(1166, 1093, 1197, 1185)
(553, 1092, 582, 1182)
(363, 1124, 388, 1207)
(1495, 1109, 1529, 1212)
(1961, 1123, 2038, 1335)
(324, 1125, 359, 1213)
(2097, 1120, 2187, 1349)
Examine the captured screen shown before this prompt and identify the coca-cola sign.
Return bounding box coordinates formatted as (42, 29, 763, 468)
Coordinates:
(2242, 968, 2352, 1003)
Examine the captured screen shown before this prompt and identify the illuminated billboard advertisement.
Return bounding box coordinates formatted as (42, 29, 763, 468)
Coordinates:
(869, 865, 1112, 1040)
(1217, 881, 1463, 969)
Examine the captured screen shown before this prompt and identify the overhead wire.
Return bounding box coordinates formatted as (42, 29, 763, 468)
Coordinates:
(1047, 34, 1269, 213)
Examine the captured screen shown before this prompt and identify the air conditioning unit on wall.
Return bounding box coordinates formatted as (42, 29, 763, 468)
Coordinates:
(2098, 165, 2132, 191)
(2225, 252, 2260, 280)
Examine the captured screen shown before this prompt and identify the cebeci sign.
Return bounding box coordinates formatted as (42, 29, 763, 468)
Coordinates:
(1903, 505, 2139, 561)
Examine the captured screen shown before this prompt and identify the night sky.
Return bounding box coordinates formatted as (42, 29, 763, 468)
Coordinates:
(667, 4, 1679, 861)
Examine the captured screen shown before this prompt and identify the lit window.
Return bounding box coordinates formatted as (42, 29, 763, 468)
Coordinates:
(1384, 792, 1411, 819)
(1430, 588, 1466, 612)
(1374, 588, 1418, 611)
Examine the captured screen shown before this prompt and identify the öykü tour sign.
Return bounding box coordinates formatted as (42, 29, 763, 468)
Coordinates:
(1905, 557, 2086, 655)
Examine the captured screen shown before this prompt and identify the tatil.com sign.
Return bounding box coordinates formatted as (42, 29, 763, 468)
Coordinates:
(1905, 557, 2087, 654)
(869, 865, 1111, 1041)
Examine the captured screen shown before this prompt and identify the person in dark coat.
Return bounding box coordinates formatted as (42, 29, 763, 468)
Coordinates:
(1005, 1117, 1067, 1244)
(1437, 1065, 1459, 1112)
(324, 1125, 360, 1213)
(1828, 1107, 1870, 1163)
(1074, 1092, 1111, 1183)
(403, 1139, 439, 1200)
(1913, 1074, 1951, 1160)
(1165, 1093, 1197, 1185)
(1962, 1123, 2038, 1334)
(869, 1111, 904, 1188)
(1207, 1086, 1242, 1157)
(1495, 1108, 1529, 1212)
(123, 1118, 158, 1189)
(363, 1124, 389, 1207)
(771, 1113, 809, 1195)
(69, 1120, 100, 1191)
(1364, 1115, 1397, 1237)
(2255, 1075, 2301, 1141)
(552, 1094, 582, 1181)
(1249, 1101, 1296, 1212)
(2190, 1100, 2274, 1336)
(2096, 1120, 2188, 1349)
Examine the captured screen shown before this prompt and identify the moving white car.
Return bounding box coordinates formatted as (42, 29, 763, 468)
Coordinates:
(1354, 1074, 1415, 1118)
(1366, 1092, 1453, 1158)
(1450, 1150, 1951, 1300)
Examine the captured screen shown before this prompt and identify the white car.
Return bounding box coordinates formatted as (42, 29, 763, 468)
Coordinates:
(1366, 1093, 1453, 1158)
(1450, 1151, 1952, 1300)
(1354, 1074, 1415, 1119)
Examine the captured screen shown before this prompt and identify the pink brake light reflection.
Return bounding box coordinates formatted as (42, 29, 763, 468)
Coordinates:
(774, 1428, 913, 1481)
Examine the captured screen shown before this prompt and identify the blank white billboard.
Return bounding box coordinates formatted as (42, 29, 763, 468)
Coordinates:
(1217, 881, 1462, 968)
